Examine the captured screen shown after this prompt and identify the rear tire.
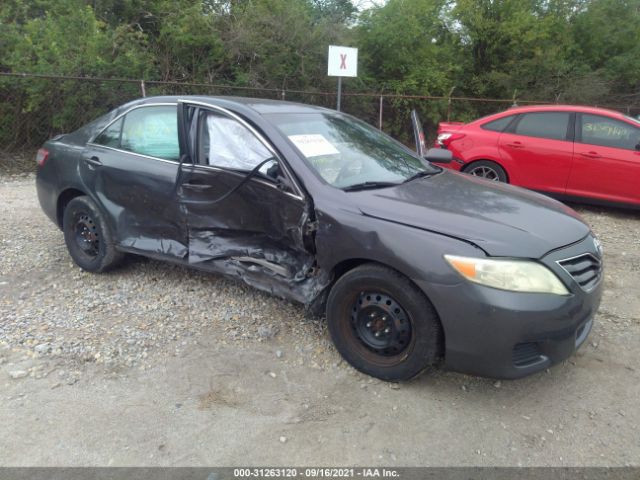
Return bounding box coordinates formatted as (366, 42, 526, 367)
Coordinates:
(463, 160, 508, 182)
(326, 263, 443, 381)
(62, 196, 123, 272)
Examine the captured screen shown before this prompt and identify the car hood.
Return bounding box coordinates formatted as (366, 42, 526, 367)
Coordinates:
(350, 170, 590, 258)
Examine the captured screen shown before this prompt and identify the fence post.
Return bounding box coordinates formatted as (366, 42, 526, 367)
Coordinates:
(511, 89, 518, 107)
(379, 96, 383, 130)
(447, 86, 455, 122)
(281, 89, 286, 101)
(140, 80, 146, 98)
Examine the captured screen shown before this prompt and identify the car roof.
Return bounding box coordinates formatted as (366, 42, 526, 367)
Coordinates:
(498, 104, 628, 119)
(127, 95, 334, 115)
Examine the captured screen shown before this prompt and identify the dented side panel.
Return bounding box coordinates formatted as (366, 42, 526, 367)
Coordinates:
(78, 145, 188, 259)
(178, 165, 330, 304)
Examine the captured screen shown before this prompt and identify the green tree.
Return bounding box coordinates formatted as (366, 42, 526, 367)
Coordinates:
(570, 0, 640, 104)
(211, 0, 352, 91)
(356, 0, 462, 139)
(452, 0, 581, 100)
(0, 0, 152, 147)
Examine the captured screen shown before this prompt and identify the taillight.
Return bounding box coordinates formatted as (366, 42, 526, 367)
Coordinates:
(437, 132, 465, 147)
(36, 148, 49, 167)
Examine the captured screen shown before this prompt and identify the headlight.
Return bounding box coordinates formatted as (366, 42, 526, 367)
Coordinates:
(444, 255, 569, 295)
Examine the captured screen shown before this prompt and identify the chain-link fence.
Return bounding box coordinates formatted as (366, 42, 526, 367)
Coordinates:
(2, 72, 639, 173)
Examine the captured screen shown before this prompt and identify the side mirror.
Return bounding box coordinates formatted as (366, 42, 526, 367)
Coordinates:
(424, 147, 452, 164)
(265, 161, 293, 191)
(266, 161, 281, 180)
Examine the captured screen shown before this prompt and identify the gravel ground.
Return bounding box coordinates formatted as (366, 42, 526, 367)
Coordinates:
(0, 173, 639, 466)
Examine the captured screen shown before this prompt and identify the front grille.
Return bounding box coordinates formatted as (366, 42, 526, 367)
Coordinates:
(558, 254, 602, 291)
(512, 342, 543, 367)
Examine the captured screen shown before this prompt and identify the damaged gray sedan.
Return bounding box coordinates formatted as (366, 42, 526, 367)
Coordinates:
(36, 96, 602, 381)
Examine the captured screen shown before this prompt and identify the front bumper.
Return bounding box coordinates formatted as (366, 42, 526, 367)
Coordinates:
(422, 234, 603, 379)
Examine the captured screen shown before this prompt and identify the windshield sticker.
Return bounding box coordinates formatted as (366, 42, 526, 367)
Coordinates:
(288, 134, 340, 158)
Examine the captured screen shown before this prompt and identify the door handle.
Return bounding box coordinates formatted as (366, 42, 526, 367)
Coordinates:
(84, 156, 102, 167)
(580, 151, 601, 159)
(506, 142, 524, 148)
(182, 182, 212, 191)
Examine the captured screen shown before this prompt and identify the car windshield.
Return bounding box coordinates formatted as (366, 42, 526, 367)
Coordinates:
(267, 112, 438, 189)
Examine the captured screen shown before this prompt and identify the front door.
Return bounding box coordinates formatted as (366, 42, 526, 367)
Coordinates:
(177, 103, 327, 303)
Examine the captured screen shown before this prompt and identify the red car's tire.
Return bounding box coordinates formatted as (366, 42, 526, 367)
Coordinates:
(463, 160, 508, 183)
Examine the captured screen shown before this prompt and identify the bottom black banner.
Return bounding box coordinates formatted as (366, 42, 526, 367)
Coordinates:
(0, 467, 638, 480)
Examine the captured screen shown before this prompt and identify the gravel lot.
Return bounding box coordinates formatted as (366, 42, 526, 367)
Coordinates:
(1, 173, 639, 466)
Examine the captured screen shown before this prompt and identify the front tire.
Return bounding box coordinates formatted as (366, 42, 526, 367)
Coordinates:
(326, 264, 443, 381)
(62, 196, 123, 272)
(463, 160, 508, 182)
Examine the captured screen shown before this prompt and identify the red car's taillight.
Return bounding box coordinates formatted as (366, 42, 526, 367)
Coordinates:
(36, 148, 49, 167)
(437, 132, 465, 147)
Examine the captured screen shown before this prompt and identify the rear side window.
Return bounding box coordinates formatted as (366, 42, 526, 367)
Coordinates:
(120, 106, 180, 161)
(514, 112, 570, 141)
(580, 114, 640, 150)
(481, 115, 514, 132)
(94, 118, 123, 148)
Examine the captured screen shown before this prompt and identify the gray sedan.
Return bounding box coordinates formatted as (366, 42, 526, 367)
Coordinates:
(35, 96, 602, 380)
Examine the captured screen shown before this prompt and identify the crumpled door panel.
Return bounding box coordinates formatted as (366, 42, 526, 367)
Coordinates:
(180, 168, 329, 304)
(188, 228, 329, 303)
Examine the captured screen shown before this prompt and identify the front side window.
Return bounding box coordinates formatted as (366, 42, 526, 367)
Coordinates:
(266, 112, 436, 188)
(120, 106, 180, 161)
(580, 114, 640, 150)
(199, 111, 273, 170)
(514, 112, 570, 141)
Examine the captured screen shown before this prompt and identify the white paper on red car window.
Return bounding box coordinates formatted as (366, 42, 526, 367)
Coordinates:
(288, 134, 339, 157)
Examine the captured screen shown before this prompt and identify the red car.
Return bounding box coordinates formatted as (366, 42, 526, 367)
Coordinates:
(434, 105, 640, 208)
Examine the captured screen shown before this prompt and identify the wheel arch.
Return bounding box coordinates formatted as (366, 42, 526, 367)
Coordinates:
(327, 258, 445, 345)
(325, 259, 446, 378)
(56, 188, 86, 229)
(462, 158, 510, 182)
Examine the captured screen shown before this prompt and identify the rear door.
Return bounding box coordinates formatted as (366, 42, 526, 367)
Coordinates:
(177, 103, 326, 303)
(568, 113, 640, 204)
(83, 104, 188, 258)
(497, 111, 574, 193)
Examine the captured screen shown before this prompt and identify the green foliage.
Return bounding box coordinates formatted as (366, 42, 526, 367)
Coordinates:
(572, 0, 640, 91)
(1, 0, 639, 153)
(356, 0, 461, 140)
(1, 0, 152, 77)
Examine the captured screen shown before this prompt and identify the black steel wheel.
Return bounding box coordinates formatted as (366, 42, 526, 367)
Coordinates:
(326, 263, 443, 381)
(73, 213, 100, 258)
(351, 292, 412, 357)
(463, 160, 508, 182)
(62, 195, 123, 272)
